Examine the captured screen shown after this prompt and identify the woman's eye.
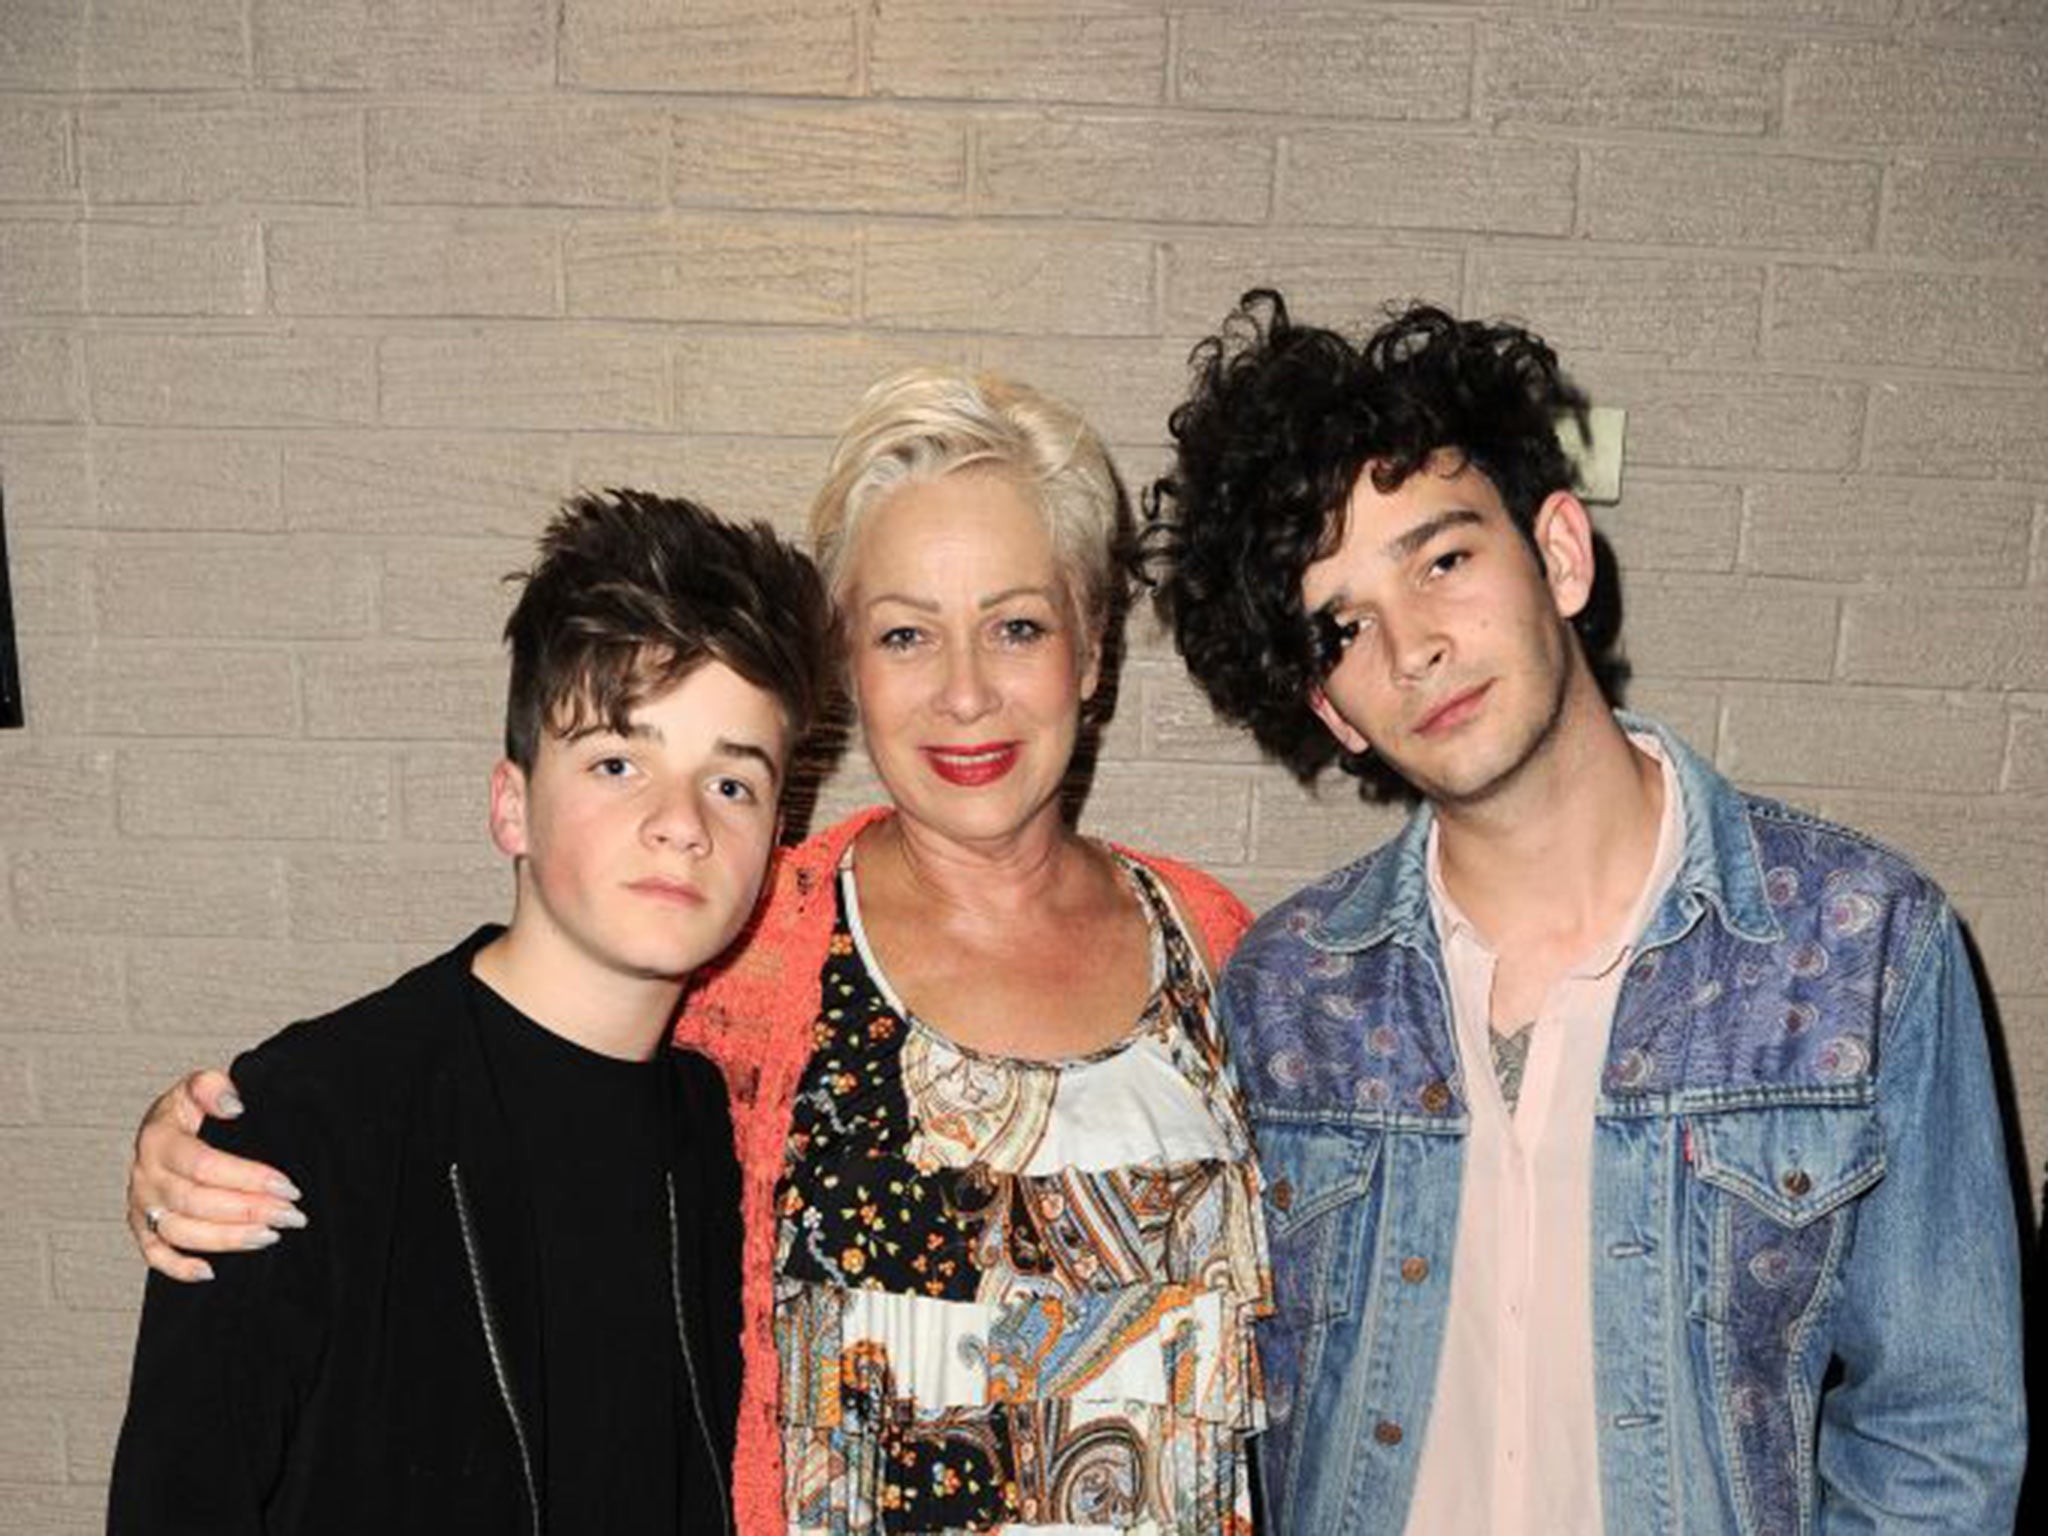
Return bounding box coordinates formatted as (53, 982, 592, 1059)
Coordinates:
(995, 616, 1048, 644)
(876, 625, 922, 650)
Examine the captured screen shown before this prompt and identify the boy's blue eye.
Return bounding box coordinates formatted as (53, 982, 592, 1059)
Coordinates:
(593, 755, 633, 777)
(711, 776, 757, 804)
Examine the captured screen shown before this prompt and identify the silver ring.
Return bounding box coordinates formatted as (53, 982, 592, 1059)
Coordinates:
(144, 1205, 167, 1238)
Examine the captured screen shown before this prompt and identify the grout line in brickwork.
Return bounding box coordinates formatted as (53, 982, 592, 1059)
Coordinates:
(1849, 382, 1880, 474)
(1568, 145, 1588, 241)
(253, 217, 272, 318)
(1731, 483, 1755, 577)
(851, 223, 868, 326)
(63, 101, 82, 207)
(1870, 155, 1898, 254)
(961, 117, 981, 219)
(1826, 592, 1852, 683)
(1757, 259, 1779, 365)
(854, 0, 874, 98)
(1162, 9, 1180, 109)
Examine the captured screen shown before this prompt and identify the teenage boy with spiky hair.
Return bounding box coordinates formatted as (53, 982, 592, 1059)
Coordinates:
(109, 491, 831, 1536)
(1148, 293, 2025, 1535)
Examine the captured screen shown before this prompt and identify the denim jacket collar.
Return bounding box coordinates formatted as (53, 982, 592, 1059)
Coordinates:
(1305, 712, 1782, 956)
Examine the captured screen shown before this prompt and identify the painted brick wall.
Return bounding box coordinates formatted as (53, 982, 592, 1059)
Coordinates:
(1, 1, 2043, 1521)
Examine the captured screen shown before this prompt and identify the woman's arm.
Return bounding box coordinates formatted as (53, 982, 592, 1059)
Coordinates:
(127, 1069, 306, 1283)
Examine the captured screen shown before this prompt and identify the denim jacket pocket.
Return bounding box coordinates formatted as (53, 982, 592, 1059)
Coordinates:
(1690, 1104, 1885, 1227)
(1248, 1120, 1383, 1516)
(1686, 1104, 1886, 1323)
(1258, 1123, 1382, 1327)
(1681, 1105, 1885, 1532)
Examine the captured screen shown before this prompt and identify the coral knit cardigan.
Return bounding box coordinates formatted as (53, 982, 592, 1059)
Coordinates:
(672, 805, 1253, 1536)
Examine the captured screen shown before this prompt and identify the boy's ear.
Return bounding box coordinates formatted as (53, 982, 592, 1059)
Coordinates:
(1533, 490, 1596, 623)
(488, 760, 531, 859)
(1308, 684, 1370, 755)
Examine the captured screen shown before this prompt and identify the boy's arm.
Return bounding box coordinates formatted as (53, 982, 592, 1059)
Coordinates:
(108, 1066, 329, 1534)
(1815, 908, 2027, 1532)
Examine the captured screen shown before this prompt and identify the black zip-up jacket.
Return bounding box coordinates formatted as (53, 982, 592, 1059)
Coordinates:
(108, 929, 742, 1535)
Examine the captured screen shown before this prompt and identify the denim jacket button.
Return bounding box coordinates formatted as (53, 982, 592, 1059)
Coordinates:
(1271, 1178, 1294, 1212)
(1420, 1080, 1451, 1114)
(1400, 1256, 1429, 1284)
(1781, 1168, 1812, 1197)
(1373, 1419, 1404, 1446)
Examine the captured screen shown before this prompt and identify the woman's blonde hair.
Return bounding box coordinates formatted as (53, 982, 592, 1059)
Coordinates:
(809, 368, 1126, 641)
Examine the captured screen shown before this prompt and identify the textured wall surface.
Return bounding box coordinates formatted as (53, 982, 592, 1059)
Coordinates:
(1, 0, 2044, 1522)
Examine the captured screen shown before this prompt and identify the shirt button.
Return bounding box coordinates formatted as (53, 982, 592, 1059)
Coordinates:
(1781, 1169, 1812, 1197)
(1420, 1080, 1452, 1114)
(1400, 1256, 1430, 1284)
(1374, 1420, 1404, 1447)
(1271, 1178, 1294, 1212)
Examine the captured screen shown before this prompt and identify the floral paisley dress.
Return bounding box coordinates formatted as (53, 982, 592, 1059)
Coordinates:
(773, 852, 1271, 1535)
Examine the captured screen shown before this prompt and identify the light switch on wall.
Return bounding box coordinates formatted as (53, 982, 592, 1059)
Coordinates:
(1557, 406, 1626, 505)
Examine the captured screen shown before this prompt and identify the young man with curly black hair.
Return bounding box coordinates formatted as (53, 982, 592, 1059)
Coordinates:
(109, 491, 831, 1535)
(1148, 293, 2025, 1536)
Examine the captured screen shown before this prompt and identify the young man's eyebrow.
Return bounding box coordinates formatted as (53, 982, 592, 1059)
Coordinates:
(1382, 507, 1485, 563)
(713, 738, 782, 787)
(562, 719, 658, 745)
(560, 722, 781, 785)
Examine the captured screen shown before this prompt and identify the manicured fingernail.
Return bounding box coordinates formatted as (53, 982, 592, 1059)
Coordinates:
(241, 1229, 280, 1251)
(267, 1177, 301, 1201)
(268, 1207, 308, 1231)
(193, 1262, 214, 1282)
(218, 1091, 245, 1118)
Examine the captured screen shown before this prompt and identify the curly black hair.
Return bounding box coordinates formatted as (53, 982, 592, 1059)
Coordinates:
(1143, 290, 1611, 801)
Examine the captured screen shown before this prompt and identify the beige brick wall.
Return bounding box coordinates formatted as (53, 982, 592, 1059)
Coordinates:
(1, 0, 2043, 1520)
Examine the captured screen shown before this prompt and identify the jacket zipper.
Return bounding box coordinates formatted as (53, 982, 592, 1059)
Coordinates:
(449, 1163, 542, 1536)
(667, 1174, 735, 1536)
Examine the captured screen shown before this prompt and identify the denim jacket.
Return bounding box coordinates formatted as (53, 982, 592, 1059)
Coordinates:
(1223, 717, 2025, 1535)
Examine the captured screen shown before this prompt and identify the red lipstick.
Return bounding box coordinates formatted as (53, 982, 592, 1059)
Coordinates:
(923, 743, 1019, 787)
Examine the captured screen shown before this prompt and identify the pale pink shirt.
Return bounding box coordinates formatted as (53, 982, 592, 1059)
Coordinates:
(1403, 737, 1683, 1536)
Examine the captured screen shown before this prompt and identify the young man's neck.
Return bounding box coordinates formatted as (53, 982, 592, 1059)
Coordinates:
(1433, 687, 1664, 951)
(470, 924, 683, 1063)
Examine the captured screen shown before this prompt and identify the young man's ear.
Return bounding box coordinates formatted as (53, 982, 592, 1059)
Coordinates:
(1308, 684, 1370, 756)
(488, 759, 531, 859)
(1532, 490, 1597, 623)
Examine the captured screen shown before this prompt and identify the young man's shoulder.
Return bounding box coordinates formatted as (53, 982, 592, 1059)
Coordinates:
(1733, 790, 1949, 914)
(206, 929, 493, 1162)
(1645, 713, 1950, 927)
(1229, 830, 1412, 970)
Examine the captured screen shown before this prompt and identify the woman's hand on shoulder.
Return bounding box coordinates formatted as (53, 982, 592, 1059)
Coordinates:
(127, 1069, 305, 1283)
